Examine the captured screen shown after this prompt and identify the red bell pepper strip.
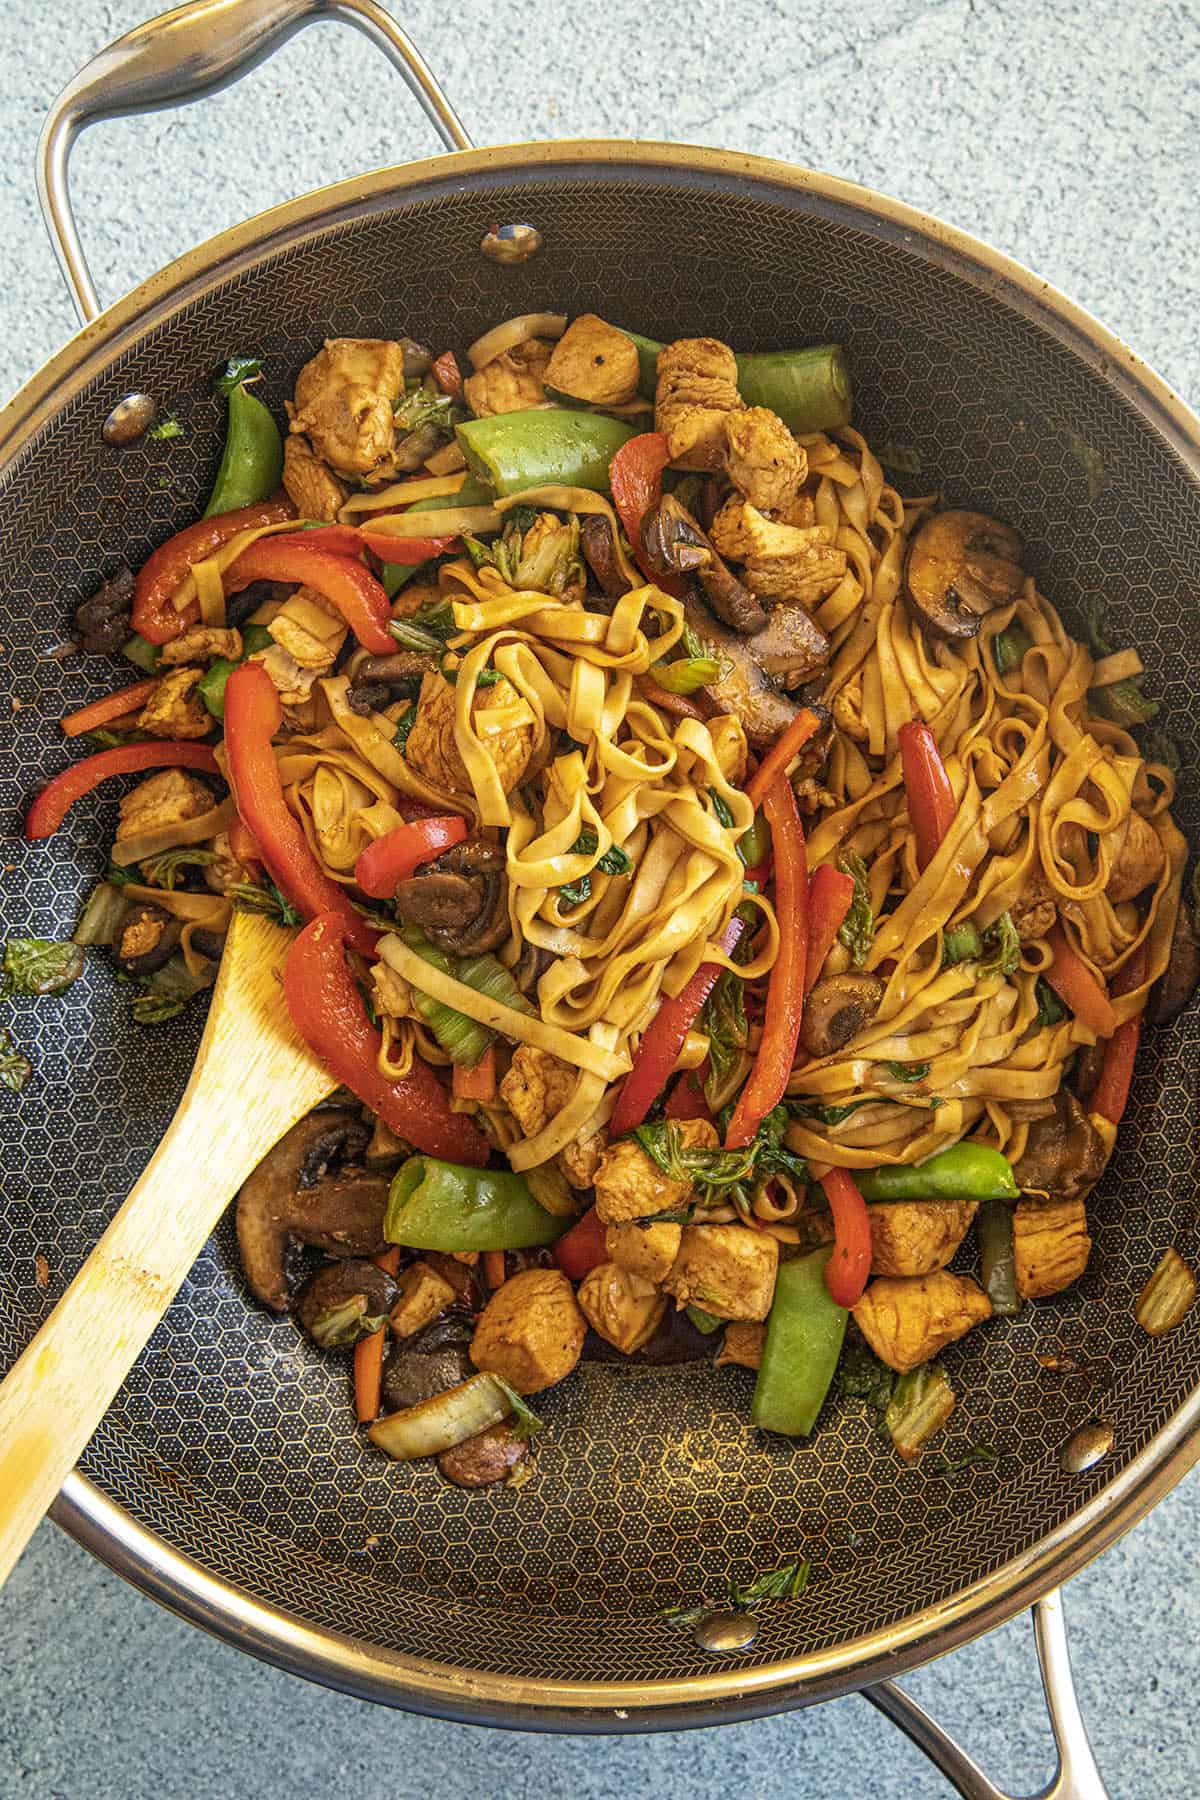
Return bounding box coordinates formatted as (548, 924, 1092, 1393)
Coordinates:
(725, 777, 809, 1148)
(1042, 922, 1119, 1040)
(272, 524, 460, 564)
(663, 1069, 715, 1122)
(609, 431, 687, 594)
(25, 741, 221, 840)
(608, 915, 746, 1137)
(744, 708, 822, 809)
(820, 1167, 872, 1307)
(223, 661, 378, 958)
(898, 720, 956, 873)
(224, 537, 394, 653)
(1091, 942, 1148, 1121)
(432, 350, 463, 400)
(553, 1206, 609, 1281)
(60, 677, 162, 738)
(355, 816, 468, 898)
(804, 864, 856, 996)
(131, 497, 295, 643)
(284, 912, 488, 1166)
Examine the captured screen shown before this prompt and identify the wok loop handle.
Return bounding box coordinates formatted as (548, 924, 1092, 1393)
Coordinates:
(861, 1590, 1108, 1800)
(36, 0, 473, 324)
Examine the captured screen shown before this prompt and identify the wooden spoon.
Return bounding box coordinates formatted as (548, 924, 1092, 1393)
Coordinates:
(0, 909, 335, 1587)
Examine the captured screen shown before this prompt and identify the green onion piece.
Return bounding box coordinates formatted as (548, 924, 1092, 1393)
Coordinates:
(737, 809, 771, 869)
(122, 635, 162, 673)
(653, 656, 724, 694)
(837, 853, 874, 966)
(885, 1362, 956, 1461)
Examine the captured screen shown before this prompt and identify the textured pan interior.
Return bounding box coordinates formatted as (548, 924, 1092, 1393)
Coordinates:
(2, 156, 1199, 1699)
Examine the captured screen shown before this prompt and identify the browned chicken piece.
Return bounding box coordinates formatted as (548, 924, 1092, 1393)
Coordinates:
(852, 1270, 992, 1373)
(137, 667, 210, 739)
(463, 340, 552, 417)
(499, 1046, 606, 1189)
(592, 1118, 719, 1225)
(437, 1423, 529, 1488)
(390, 1260, 457, 1338)
(715, 1321, 765, 1370)
(290, 337, 407, 479)
(577, 1262, 667, 1354)
(605, 1220, 682, 1285)
(404, 670, 535, 799)
(545, 314, 640, 407)
(203, 829, 256, 895)
(1012, 1196, 1092, 1298)
(867, 1200, 979, 1278)
(655, 336, 744, 470)
(159, 625, 242, 666)
(282, 430, 349, 521)
(267, 585, 347, 671)
(711, 499, 848, 607)
(776, 492, 817, 529)
(469, 1268, 586, 1394)
(116, 768, 214, 841)
(724, 406, 806, 513)
(662, 1224, 779, 1321)
(1011, 866, 1057, 943)
(1106, 811, 1165, 904)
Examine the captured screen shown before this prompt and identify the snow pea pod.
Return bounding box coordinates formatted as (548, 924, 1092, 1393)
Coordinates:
(385, 1156, 567, 1252)
(203, 379, 283, 517)
(751, 1247, 847, 1437)
(856, 1143, 1018, 1204)
(625, 332, 851, 434)
(456, 409, 634, 498)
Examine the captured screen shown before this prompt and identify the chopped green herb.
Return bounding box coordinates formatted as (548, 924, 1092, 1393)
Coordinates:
(438, 652, 502, 687)
(652, 655, 725, 694)
(942, 922, 983, 967)
(634, 1106, 805, 1216)
(991, 623, 1033, 677)
(1035, 978, 1068, 1028)
(728, 1559, 811, 1606)
(104, 862, 138, 887)
(926, 1443, 1000, 1475)
(392, 708, 417, 756)
(228, 879, 302, 927)
(493, 1375, 545, 1440)
(837, 853, 874, 966)
(131, 990, 188, 1025)
(834, 1334, 895, 1411)
(84, 726, 149, 751)
(876, 442, 923, 476)
(557, 875, 592, 912)
(388, 602, 457, 652)
(701, 967, 748, 1112)
(598, 843, 632, 876)
(215, 355, 263, 396)
(708, 787, 736, 829)
(2, 938, 85, 997)
(1082, 594, 1158, 724)
(392, 390, 456, 433)
(146, 414, 184, 441)
(789, 1095, 875, 1127)
(978, 911, 1021, 979)
(884, 1060, 930, 1083)
(140, 847, 217, 891)
(0, 1027, 33, 1093)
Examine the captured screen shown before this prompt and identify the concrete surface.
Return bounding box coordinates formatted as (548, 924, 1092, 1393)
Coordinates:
(1, 1, 1198, 1796)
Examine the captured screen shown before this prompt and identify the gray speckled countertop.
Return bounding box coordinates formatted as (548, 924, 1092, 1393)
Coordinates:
(1, 4, 1198, 1796)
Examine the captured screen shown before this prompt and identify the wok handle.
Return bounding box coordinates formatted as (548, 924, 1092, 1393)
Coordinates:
(36, 0, 473, 324)
(861, 1589, 1108, 1800)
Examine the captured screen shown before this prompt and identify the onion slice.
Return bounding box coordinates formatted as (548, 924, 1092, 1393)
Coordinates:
(1135, 1247, 1197, 1336)
(467, 312, 567, 371)
(367, 1372, 511, 1459)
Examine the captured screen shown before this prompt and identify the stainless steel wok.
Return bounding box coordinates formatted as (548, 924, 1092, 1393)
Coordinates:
(4, 2, 1199, 1791)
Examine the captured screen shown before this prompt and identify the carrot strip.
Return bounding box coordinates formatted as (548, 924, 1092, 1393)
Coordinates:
(60, 677, 162, 737)
(1044, 923, 1119, 1040)
(353, 1246, 401, 1425)
(745, 708, 822, 809)
(452, 1045, 497, 1103)
(483, 1249, 507, 1291)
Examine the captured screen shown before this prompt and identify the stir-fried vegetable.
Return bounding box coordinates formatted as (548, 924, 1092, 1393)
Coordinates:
(355, 817, 468, 898)
(1135, 1247, 1197, 1337)
(203, 357, 283, 517)
(804, 865, 855, 994)
(2, 938, 85, 997)
(856, 1144, 1018, 1203)
(456, 409, 634, 497)
(368, 1372, 516, 1460)
(978, 1200, 1021, 1316)
(752, 1248, 848, 1437)
(130, 498, 293, 643)
(25, 740, 221, 840)
(885, 1362, 955, 1461)
(626, 333, 851, 433)
(386, 1155, 566, 1251)
(196, 622, 273, 720)
(224, 535, 394, 654)
(819, 1168, 872, 1307)
(1042, 923, 1118, 1039)
(898, 720, 956, 872)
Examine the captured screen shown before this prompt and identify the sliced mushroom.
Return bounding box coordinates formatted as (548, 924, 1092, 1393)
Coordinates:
(1011, 1089, 1110, 1203)
(393, 838, 508, 954)
(236, 1111, 390, 1312)
(398, 337, 434, 380)
(579, 514, 629, 599)
(512, 938, 552, 997)
(904, 509, 1025, 642)
(642, 494, 767, 634)
(295, 1259, 399, 1348)
(1149, 890, 1200, 1026)
(75, 564, 134, 655)
(683, 596, 798, 747)
(800, 972, 886, 1059)
(437, 1421, 529, 1487)
(745, 602, 830, 688)
(346, 650, 435, 716)
(115, 904, 183, 977)
(382, 1314, 475, 1410)
(298, 1114, 371, 1188)
(392, 422, 444, 473)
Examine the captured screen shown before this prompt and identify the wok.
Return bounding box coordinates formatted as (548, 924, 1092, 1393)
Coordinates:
(4, 0, 1199, 1787)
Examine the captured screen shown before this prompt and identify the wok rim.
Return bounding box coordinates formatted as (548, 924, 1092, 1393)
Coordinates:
(9, 135, 1200, 1724)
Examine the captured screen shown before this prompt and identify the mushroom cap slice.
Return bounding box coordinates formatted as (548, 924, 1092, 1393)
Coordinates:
(904, 509, 1024, 642)
(800, 971, 886, 1060)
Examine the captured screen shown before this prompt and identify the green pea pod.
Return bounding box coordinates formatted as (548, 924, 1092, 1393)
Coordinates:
(751, 1247, 848, 1437)
(456, 410, 635, 498)
(856, 1144, 1018, 1204)
(386, 1155, 567, 1252)
(624, 330, 665, 401)
(203, 381, 283, 517)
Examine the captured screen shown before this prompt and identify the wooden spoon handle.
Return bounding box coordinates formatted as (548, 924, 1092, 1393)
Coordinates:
(0, 912, 333, 1588)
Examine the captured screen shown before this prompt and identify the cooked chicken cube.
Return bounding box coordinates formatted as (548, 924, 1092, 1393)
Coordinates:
(469, 1267, 586, 1394)
(776, 492, 817, 529)
(499, 1045, 605, 1188)
(577, 1262, 666, 1354)
(463, 340, 552, 417)
(1011, 868, 1057, 943)
(159, 625, 242, 666)
(1012, 1196, 1092, 1298)
(370, 959, 414, 1020)
(290, 337, 407, 479)
(282, 431, 350, 521)
(655, 337, 743, 470)
(404, 670, 535, 800)
(852, 1271, 992, 1374)
(711, 498, 848, 607)
(1106, 811, 1165, 904)
(715, 1321, 765, 1370)
(389, 1260, 457, 1338)
(663, 1224, 779, 1322)
(268, 585, 347, 671)
(724, 406, 806, 513)
(136, 667, 211, 739)
(868, 1200, 979, 1278)
(203, 829, 256, 895)
(116, 768, 214, 841)
(605, 1220, 682, 1285)
(592, 1118, 719, 1225)
(545, 314, 640, 407)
